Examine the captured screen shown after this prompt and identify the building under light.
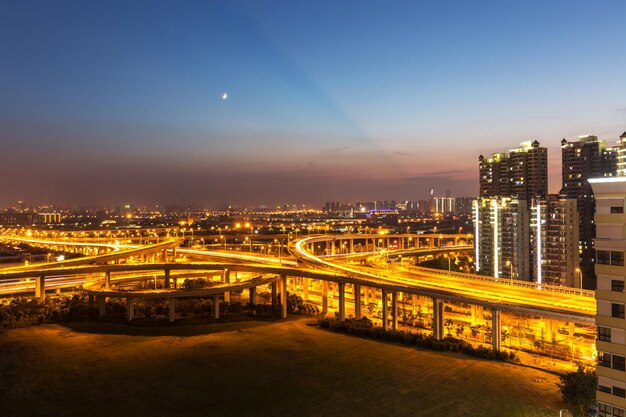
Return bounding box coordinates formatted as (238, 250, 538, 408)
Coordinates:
(530, 194, 580, 287)
(561, 134, 617, 289)
(589, 176, 626, 416)
(474, 196, 529, 280)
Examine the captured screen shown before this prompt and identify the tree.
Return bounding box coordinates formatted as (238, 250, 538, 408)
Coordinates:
(557, 363, 597, 416)
(444, 318, 454, 336)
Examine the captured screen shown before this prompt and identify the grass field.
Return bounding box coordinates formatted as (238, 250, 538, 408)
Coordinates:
(0, 317, 567, 417)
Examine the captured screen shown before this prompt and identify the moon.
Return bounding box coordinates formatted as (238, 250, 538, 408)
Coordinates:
(221, 93, 228, 100)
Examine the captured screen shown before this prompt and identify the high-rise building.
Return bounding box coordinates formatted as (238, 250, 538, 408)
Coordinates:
(616, 132, 626, 176)
(529, 195, 580, 287)
(479, 140, 548, 201)
(473, 197, 530, 280)
(589, 176, 626, 416)
(434, 197, 455, 214)
(561, 135, 618, 289)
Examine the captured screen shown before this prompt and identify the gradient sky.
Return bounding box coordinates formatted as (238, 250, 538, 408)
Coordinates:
(1, 1, 626, 208)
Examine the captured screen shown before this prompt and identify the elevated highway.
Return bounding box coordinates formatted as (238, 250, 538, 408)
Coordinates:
(0, 233, 596, 354)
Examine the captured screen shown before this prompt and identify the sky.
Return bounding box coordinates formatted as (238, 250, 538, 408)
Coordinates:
(1, 0, 626, 208)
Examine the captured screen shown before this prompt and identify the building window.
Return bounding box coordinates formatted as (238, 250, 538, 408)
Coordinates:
(614, 355, 626, 372)
(599, 352, 612, 368)
(598, 250, 611, 265)
(599, 402, 611, 417)
(613, 252, 625, 266)
(599, 384, 612, 393)
(612, 303, 625, 319)
(614, 407, 625, 417)
(614, 386, 626, 398)
(613, 280, 625, 292)
(599, 326, 612, 342)
(611, 206, 624, 214)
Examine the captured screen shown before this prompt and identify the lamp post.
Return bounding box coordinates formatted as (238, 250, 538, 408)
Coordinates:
(576, 268, 583, 295)
(506, 260, 513, 285)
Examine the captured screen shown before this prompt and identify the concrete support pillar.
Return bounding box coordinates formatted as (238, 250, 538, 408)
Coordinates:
(98, 295, 106, 317)
(349, 239, 354, 254)
(213, 294, 220, 319)
(391, 291, 398, 330)
(491, 308, 501, 352)
(35, 276, 45, 301)
(432, 298, 444, 340)
(126, 298, 134, 321)
(223, 269, 230, 284)
(224, 290, 231, 303)
(162, 249, 167, 262)
(470, 305, 478, 326)
(338, 282, 346, 321)
(280, 275, 287, 319)
(381, 289, 389, 330)
(412, 295, 417, 314)
(303, 278, 309, 301)
(172, 247, 176, 261)
(105, 271, 111, 290)
(169, 298, 175, 323)
(363, 286, 368, 305)
(568, 322, 575, 337)
(271, 281, 277, 307)
(164, 268, 170, 289)
(249, 286, 256, 308)
(354, 284, 361, 319)
(322, 280, 328, 314)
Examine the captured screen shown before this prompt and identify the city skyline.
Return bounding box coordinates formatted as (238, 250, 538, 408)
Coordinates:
(2, 1, 626, 207)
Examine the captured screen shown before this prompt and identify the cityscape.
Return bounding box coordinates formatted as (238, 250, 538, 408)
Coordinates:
(2, 2, 626, 417)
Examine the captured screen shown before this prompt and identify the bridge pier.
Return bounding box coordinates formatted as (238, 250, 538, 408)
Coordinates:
(222, 268, 230, 301)
(169, 298, 175, 323)
(98, 295, 106, 317)
(280, 275, 287, 319)
(432, 298, 444, 340)
(382, 289, 388, 331)
(213, 294, 220, 319)
(322, 281, 328, 314)
(126, 298, 134, 321)
(249, 286, 256, 313)
(354, 284, 361, 319)
(391, 291, 398, 330)
(303, 278, 309, 301)
(164, 268, 170, 288)
(338, 282, 345, 321)
(35, 276, 46, 301)
(105, 271, 111, 290)
(271, 281, 277, 308)
(491, 308, 501, 352)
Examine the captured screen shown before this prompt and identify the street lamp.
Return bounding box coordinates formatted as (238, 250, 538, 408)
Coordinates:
(506, 260, 513, 285)
(576, 268, 583, 295)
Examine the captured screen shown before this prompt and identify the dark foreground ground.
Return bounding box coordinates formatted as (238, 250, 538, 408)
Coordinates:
(0, 317, 566, 417)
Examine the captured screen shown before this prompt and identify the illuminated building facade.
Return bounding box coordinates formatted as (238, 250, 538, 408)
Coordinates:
(479, 140, 548, 201)
(530, 195, 580, 287)
(473, 197, 529, 280)
(590, 177, 626, 416)
(561, 135, 617, 289)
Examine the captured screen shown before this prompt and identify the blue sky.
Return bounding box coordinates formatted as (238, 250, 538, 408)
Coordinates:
(1, 0, 625, 207)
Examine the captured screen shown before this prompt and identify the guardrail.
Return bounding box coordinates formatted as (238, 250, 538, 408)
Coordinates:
(367, 254, 595, 298)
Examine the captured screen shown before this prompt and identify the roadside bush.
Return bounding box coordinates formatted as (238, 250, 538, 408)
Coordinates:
(317, 317, 517, 362)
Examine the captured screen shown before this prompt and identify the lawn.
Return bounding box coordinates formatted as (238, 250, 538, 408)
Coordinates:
(0, 317, 566, 417)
